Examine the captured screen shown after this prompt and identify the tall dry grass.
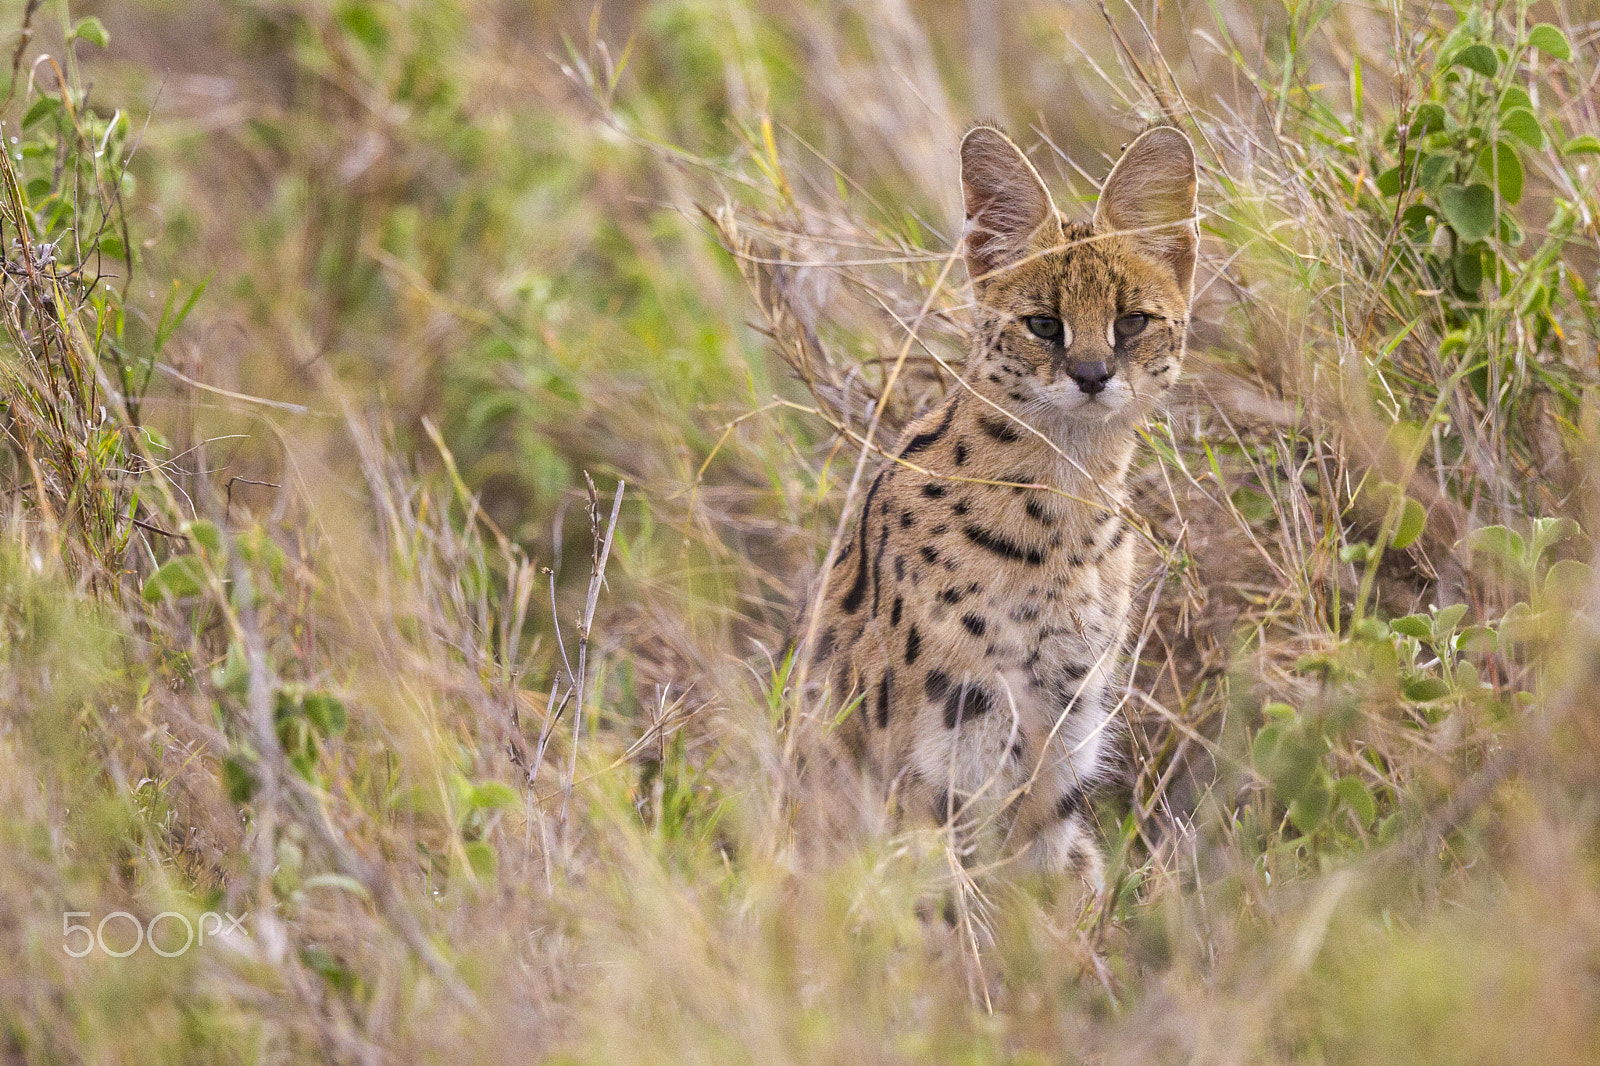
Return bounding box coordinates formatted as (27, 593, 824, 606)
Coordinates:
(1, 0, 1598, 1061)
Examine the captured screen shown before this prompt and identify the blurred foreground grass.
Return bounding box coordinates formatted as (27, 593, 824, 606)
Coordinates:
(2, 0, 1600, 1061)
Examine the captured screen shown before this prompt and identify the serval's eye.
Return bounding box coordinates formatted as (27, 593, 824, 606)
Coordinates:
(1114, 312, 1150, 340)
(1026, 315, 1063, 341)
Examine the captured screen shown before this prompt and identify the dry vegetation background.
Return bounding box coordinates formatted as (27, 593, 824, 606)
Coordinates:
(2, 0, 1600, 1061)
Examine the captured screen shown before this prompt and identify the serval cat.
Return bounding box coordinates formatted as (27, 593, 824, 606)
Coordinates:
(799, 124, 1198, 885)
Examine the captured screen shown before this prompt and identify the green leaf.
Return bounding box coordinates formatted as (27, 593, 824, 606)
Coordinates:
(1231, 485, 1274, 523)
(1499, 86, 1533, 114)
(222, 756, 257, 804)
(1544, 558, 1594, 600)
(1464, 525, 1526, 563)
(1439, 183, 1496, 242)
(1404, 676, 1452, 702)
(1498, 602, 1547, 646)
(1433, 603, 1469, 635)
(1340, 541, 1372, 564)
(1263, 702, 1297, 721)
(1415, 152, 1452, 192)
(1479, 141, 1524, 204)
(237, 526, 288, 578)
(1453, 246, 1483, 295)
(1527, 23, 1572, 61)
(67, 16, 109, 49)
(1498, 108, 1544, 148)
(303, 693, 348, 735)
(153, 277, 211, 357)
(142, 556, 207, 602)
(1251, 723, 1284, 767)
(182, 519, 223, 554)
(1458, 625, 1498, 654)
(1401, 203, 1437, 239)
(213, 641, 249, 699)
(470, 780, 520, 811)
(1531, 516, 1581, 560)
(464, 840, 497, 878)
(300, 946, 360, 995)
(1392, 496, 1427, 549)
(1391, 614, 1432, 639)
(1498, 213, 1524, 247)
(1289, 775, 1332, 833)
(1352, 617, 1390, 641)
(22, 95, 59, 129)
(1334, 776, 1378, 828)
(1449, 43, 1498, 77)
(1563, 135, 1600, 156)
(337, 3, 389, 51)
(1409, 103, 1446, 137)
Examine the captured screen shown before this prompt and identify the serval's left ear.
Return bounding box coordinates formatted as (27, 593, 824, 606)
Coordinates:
(1093, 126, 1198, 301)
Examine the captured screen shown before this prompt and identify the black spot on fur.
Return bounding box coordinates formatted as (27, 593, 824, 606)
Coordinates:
(875, 671, 892, 728)
(899, 402, 958, 458)
(921, 483, 946, 499)
(890, 596, 903, 627)
(1025, 498, 1055, 525)
(811, 627, 835, 664)
(960, 614, 987, 637)
(930, 523, 948, 536)
(952, 499, 970, 516)
(938, 587, 964, 605)
(954, 440, 968, 466)
(841, 473, 885, 613)
(942, 682, 994, 728)
(895, 556, 905, 582)
(905, 626, 921, 664)
(979, 414, 1021, 444)
(963, 525, 1046, 565)
(919, 545, 940, 565)
(933, 789, 952, 823)
(870, 523, 889, 615)
(901, 510, 915, 528)
(1002, 472, 1033, 493)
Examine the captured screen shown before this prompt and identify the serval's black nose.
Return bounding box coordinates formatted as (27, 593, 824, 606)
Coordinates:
(1068, 361, 1111, 395)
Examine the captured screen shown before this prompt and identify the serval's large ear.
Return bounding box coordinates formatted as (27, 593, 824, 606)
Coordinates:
(1093, 126, 1199, 300)
(960, 125, 1059, 285)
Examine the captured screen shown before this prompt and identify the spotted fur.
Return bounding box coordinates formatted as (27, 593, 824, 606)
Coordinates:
(799, 125, 1198, 886)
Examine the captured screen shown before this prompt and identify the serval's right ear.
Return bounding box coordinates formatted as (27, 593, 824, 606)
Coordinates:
(960, 125, 1059, 285)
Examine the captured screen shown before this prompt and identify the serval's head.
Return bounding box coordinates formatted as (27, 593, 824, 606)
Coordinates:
(959, 124, 1197, 430)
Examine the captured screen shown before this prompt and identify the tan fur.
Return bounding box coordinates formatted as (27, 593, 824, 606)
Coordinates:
(799, 125, 1198, 885)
